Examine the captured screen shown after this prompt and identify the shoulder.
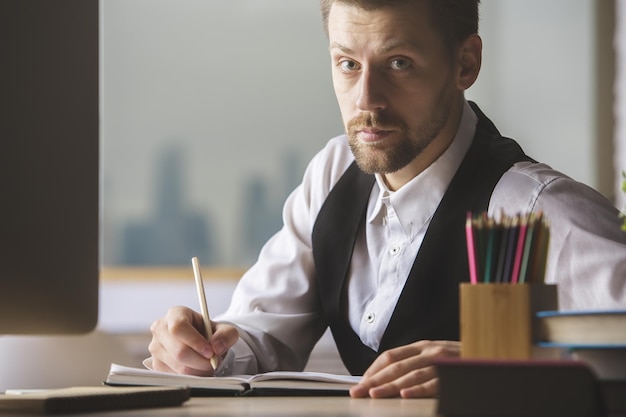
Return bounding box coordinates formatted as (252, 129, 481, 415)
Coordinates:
(282, 134, 355, 224)
(495, 161, 573, 198)
(303, 134, 355, 195)
(491, 161, 620, 227)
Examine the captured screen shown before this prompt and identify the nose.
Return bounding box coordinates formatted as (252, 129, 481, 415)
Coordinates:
(356, 68, 386, 112)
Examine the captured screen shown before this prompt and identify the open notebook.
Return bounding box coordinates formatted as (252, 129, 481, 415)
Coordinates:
(105, 363, 361, 396)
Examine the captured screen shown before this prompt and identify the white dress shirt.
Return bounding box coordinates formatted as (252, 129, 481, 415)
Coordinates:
(215, 101, 626, 375)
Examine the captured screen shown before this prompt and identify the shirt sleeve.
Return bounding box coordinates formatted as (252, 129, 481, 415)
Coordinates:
(215, 136, 355, 373)
(491, 162, 626, 310)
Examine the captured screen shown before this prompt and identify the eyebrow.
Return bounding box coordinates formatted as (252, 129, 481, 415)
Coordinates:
(329, 40, 422, 55)
(329, 42, 353, 53)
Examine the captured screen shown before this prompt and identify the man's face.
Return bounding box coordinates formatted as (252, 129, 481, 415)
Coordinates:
(328, 1, 462, 177)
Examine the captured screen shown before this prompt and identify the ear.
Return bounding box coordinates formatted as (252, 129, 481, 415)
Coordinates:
(456, 34, 482, 91)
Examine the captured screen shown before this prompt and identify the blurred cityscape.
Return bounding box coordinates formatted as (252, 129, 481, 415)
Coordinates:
(118, 145, 215, 265)
(110, 144, 303, 267)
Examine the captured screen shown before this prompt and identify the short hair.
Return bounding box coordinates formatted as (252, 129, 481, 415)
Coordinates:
(320, 0, 480, 52)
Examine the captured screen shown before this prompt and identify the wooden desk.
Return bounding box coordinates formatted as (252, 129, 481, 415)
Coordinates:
(178, 397, 436, 417)
(0, 396, 437, 417)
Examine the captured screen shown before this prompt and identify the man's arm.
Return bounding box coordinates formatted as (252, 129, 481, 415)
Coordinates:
(492, 162, 626, 309)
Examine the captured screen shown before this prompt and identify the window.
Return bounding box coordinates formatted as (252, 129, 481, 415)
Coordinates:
(101, 0, 617, 268)
(101, 1, 342, 266)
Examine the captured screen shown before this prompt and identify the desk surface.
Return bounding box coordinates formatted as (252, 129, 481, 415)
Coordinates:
(0, 396, 438, 417)
(183, 397, 435, 417)
(2, 395, 625, 417)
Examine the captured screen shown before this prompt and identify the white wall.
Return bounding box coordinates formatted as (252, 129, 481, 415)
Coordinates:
(467, 0, 597, 189)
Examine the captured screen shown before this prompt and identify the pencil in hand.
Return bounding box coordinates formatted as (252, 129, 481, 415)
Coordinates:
(191, 256, 219, 371)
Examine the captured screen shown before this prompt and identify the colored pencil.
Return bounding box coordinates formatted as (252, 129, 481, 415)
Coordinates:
(465, 212, 478, 284)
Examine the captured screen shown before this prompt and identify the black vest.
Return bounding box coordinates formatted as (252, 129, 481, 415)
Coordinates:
(311, 103, 533, 375)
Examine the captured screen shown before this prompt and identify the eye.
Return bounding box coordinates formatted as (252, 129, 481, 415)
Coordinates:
(389, 58, 411, 70)
(338, 59, 360, 72)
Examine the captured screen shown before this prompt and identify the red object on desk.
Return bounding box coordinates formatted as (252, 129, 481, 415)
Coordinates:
(435, 358, 606, 417)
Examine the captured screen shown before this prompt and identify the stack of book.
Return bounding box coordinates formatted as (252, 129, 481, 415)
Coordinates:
(536, 309, 626, 378)
(536, 309, 626, 414)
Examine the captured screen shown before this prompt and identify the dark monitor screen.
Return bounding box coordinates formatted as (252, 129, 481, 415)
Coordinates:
(0, 0, 99, 334)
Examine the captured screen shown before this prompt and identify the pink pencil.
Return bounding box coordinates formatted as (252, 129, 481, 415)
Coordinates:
(465, 212, 478, 284)
(510, 214, 528, 284)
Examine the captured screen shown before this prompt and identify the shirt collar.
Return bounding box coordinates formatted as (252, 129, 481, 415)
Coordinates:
(367, 100, 478, 236)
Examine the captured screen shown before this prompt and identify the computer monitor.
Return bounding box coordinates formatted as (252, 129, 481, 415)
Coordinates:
(0, 0, 99, 334)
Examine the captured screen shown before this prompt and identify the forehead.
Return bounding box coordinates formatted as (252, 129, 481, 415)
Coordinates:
(327, 2, 441, 51)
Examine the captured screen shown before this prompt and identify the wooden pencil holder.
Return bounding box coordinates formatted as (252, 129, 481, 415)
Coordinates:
(460, 283, 558, 359)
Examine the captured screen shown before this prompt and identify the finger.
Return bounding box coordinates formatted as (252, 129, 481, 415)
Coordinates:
(166, 308, 217, 358)
(367, 365, 438, 398)
(365, 340, 460, 378)
(363, 341, 430, 379)
(149, 308, 216, 374)
(149, 354, 174, 374)
(149, 332, 214, 375)
(399, 376, 439, 398)
(362, 345, 419, 378)
(351, 348, 426, 397)
(148, 336, 213, 376)
(353, 357, 436, 398)
(210, 323, 240, 357)
(354, 341, 459, 397)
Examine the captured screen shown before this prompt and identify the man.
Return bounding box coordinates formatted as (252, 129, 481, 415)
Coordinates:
(148, 0, 626, 398)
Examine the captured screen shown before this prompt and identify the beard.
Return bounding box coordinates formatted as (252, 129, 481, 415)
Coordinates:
(346, 88, 454, 175)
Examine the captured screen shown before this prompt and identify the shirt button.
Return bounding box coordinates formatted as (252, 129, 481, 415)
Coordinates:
(366, 312, 375, 323)
(389, 245, 401, 256)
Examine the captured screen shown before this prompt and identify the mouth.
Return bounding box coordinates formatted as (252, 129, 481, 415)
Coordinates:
(356, 127, 395, 143)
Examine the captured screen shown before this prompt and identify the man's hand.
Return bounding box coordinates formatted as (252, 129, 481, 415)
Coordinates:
(349, 340, 460, 398)
(148, 306, 240, 376)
